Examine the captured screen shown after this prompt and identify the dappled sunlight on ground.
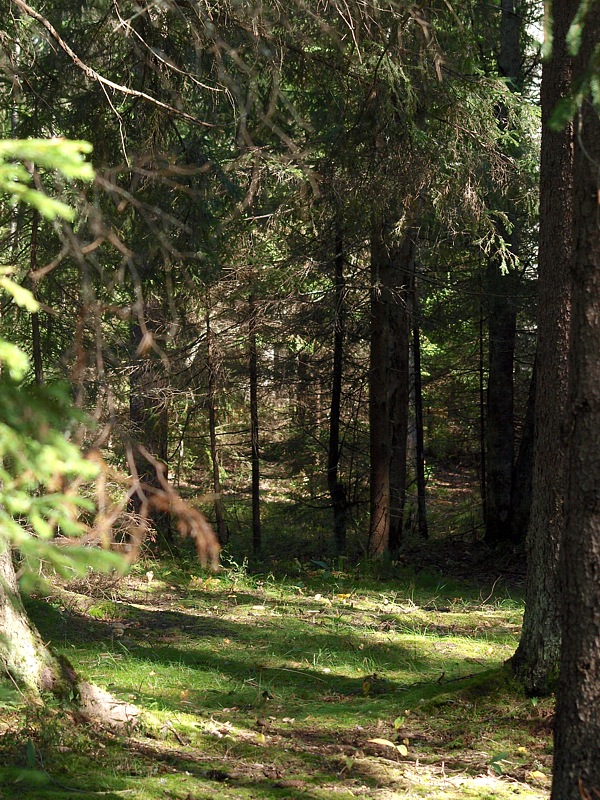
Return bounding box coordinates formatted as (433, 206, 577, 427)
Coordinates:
(1, 558, 551, 800)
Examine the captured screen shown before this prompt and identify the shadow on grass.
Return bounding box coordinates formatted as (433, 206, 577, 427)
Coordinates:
(0, 764, 131, 800)
(12, 578, 538, 800)
(23, 598, 504, 746)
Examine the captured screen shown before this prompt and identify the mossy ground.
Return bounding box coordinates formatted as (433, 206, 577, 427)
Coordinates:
(0, 555, 552, 799)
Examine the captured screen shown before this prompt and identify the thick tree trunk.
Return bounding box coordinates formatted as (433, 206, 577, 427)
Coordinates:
(552, 5, 600, 795)
(1, 548, 141, 728)
(0, 548, 74, 698)
(248, 290, 261, 555)
(205, 302, 227, 546)
(369, 216, 412, 556)
(328, 229, 348, 557)
(509, 0, 573, 696)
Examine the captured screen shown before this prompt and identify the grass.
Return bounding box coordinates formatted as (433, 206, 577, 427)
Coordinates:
(0, 555, 552, 800)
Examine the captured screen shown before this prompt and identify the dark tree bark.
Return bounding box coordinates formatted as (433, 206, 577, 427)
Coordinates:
(130, 290, 172, 547)
(484, 256, 518, 545)
(248, 290, 261, 555)
(484, 0, 523, 545)
(552, 4, 600, 795)
(327, 228, 348, 557)
(412, 270, 428, 540)
(368, 215, 391, 556)
(369, 215, 412, 557)
(388, 234, 412, 554)
(509, 361, 536, 543)
(205, 299, 227, 546)
(509, 0, 573, 696)
(478, 292, 487, 523)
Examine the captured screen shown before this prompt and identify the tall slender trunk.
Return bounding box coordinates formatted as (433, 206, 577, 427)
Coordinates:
(412, 270, 428, 539)
(509, 0, 573, 696)
(248, 290, 261, 555)
(328, 228, 348, 557)
(388, 234, 412, 554)
(30, 209, 44, 386)
(129, 291, 172, 547)
(510, 360, 536, 543)
(368, 216, 391, 556)
(478, 292, 487, 524)
(484, 260, 517, 544)
(205, 299, 227, 545)
(369, 216, 412, 556)
(552, 4, 600, 792)
(484, 0, 523, 544)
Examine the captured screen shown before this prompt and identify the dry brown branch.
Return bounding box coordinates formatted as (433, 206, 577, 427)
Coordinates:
(56, 448, 221, 571)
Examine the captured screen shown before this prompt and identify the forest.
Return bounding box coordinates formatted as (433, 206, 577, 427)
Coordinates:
(1, 0, 600, 798)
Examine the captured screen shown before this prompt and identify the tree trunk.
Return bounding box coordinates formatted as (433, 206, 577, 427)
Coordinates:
(552, 4, 600, 795)
(484, 0, 523, 545)
(412, 270, 428, 540)
(30, 209, 44, 386)
(509, 360, 536, 543)
(509, 0, 573, 696)
(369, 216, 412, 556)
(0, 548, 75, 698)
(368, 215, 391, 556)
(129, 291, 172, 548)
(478, 291, 487, 523)
(1, 549, 141, 728)
(328, 228, 348, 557)
(484, 259, 517, 544)
(388, 234, 412, 554)
(205, 299, 227, 546)
(248, 290, 261, 555)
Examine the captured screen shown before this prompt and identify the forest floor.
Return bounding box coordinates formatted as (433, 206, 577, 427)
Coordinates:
(0, 550, 551, 800)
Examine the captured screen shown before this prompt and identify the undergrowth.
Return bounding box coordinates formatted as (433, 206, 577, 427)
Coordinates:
(0, 556, 552, 800)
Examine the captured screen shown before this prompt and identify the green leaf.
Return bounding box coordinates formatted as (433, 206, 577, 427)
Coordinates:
(0, 138, 94, 221)
(566, 0, 593, 56)
(26, 740, 36, 769)
(489, 752, 511, 776)
(0, 277, 39, 311)
(0, 139, 94, 182)
(0, 340, 30, 380)
(14, 186, 76, 221)
(29, 514, 53, 540)
(368, 738, 398, 749)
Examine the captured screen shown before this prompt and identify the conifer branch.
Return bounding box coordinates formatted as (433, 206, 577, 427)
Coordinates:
(12, 0, 220, 129)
